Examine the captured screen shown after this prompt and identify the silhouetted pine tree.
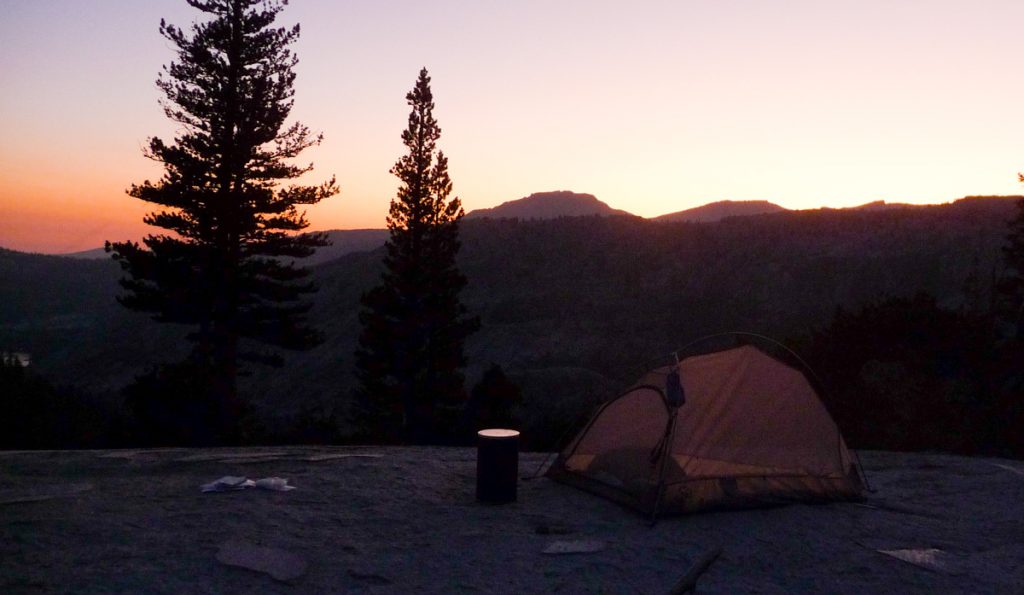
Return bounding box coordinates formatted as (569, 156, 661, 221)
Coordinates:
(106, 0, 337, 444)
(1001, 184, 1024, 336)
(355, 68, 479, 444)
(995, 181, 1024, 455)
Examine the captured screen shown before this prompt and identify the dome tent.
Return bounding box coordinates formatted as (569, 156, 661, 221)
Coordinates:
(546, 334, 865, 518)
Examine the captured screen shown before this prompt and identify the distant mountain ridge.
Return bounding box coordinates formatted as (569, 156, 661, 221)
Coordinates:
(848, 200, 915, 211)
(59, 191, 629, 262)
(465, 191, 632, 220)
(49, 194, 1019, 263)
(304, 229, 389, 266)
(61, 247, 108, 259)
(653, 200, 787, 222)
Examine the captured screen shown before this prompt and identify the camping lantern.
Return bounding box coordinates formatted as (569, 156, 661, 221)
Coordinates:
(476, 429, 519, 503)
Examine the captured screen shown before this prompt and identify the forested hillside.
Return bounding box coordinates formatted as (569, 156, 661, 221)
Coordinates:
(1, 196, 1017, 438)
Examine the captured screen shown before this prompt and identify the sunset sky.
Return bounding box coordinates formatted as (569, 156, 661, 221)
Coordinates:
(3, 0, 1024, 253)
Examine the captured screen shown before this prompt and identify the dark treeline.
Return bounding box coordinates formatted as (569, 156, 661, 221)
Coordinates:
(803, 294, 1023, 457)
(0, 353, 125, 449)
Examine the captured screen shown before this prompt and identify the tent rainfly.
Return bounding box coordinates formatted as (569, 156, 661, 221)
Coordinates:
(546, 339, 865, 517)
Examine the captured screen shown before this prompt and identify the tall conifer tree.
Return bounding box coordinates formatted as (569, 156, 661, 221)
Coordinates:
(355, 68, 479, 444)
(1002, 181, 1024, 336)
(107, 0, 337, 442)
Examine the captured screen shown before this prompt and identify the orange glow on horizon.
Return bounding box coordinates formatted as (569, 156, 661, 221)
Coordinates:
(4, 1, 1024, 254)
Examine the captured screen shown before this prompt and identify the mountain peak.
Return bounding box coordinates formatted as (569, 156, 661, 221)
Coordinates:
(652, 200, 787, 223)
(465, 191, 633, 220)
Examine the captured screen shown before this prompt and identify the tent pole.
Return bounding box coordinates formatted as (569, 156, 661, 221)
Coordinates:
(649, 407, 679, 525)
(529, 396, 617, 480)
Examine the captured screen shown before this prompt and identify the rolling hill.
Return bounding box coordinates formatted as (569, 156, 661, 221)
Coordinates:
(652, 199, 787, 222)
(464, 191, 633, 220)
